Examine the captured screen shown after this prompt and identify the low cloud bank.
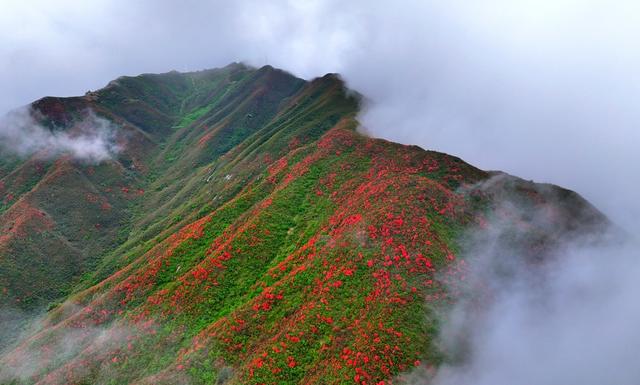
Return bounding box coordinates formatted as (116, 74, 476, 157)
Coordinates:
(404, 178, 640, 384)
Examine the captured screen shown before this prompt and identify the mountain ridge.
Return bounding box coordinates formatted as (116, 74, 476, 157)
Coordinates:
(0, 64, 610, 384)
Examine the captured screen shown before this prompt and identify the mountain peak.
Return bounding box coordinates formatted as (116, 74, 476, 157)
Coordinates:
(0, 64, 610, 385)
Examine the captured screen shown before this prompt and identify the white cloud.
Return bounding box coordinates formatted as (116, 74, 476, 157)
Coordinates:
(415, 179, 640, 385)
(0, 107, 120, 162)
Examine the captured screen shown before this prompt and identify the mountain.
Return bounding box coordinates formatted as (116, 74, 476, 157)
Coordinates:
(0, 64, 609, 384)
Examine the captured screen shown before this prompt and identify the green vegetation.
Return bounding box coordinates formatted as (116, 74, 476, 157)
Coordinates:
(0, 64, 608, 385)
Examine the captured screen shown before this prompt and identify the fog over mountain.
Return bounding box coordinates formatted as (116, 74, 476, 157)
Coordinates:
(1, 1, 638, 384)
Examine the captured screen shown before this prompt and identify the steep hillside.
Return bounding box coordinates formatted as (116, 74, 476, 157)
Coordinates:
(0, 63, 351, 312)
(0, 64, 609, 385)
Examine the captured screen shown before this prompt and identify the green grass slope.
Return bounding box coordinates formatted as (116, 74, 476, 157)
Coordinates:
(0, 64, 609, 385)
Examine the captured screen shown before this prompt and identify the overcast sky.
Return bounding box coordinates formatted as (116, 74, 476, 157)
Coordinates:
(1, 0, 639, 231)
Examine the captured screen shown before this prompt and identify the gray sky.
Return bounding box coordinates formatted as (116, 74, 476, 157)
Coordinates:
(1, 0, 639, 231)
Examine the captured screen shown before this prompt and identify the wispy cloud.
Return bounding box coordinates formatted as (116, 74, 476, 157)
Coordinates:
(0, 107, 120, 162)
(0, 313, 132, 383)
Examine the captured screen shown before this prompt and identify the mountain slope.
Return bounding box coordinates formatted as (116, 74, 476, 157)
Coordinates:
(0, 64, 609, 385)
(0, 63, 353, 312)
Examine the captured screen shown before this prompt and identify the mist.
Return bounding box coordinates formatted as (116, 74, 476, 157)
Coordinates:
(0, 312, 134, 383)
(0, 107, 120, 162)
(400, 176, 640, 384)
(430, 237, 640, 385)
